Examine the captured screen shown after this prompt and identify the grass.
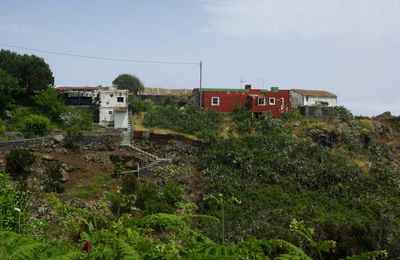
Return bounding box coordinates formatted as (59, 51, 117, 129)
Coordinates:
(133, 113, 199, 140)
(68, 172, 113, 199)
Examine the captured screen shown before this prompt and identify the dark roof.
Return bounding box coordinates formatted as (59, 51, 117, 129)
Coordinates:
(57, 86, 98, 91)
(292, 89, 337, 97)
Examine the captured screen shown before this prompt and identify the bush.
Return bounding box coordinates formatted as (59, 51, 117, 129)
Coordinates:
(33, 88, 66, 121)
(129, 95, 154, 114)
(163, 182, 183, 205)
(0, 119, 5, 135)
(44, 162, 64, 193)
(59, 107, 93, 136)
(143, 104, 223, 137)
(22, 114, 51, 137)
(281, 110, 302, 121)
(5, 149, 36, 181)
(0, 172, 26, 231)
(121, 174, 139, 195)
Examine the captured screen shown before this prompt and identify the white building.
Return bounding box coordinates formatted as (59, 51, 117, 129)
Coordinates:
(290, 89, 337, 109)
(99, 87, 129, 129)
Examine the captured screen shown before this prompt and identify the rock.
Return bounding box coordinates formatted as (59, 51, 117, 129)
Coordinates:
(375, 111, 393, 120)
(42, 155, 54, 161)
(60, 170, 69, 182)
(53, 134, 65, 143)
(3, 110, 12, 119)
(4, 131, 24, 140)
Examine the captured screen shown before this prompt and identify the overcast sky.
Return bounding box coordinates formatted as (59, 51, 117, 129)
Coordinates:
(1, 0, 399, 115)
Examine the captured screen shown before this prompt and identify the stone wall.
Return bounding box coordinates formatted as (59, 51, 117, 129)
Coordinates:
(300, 106, 335, 119)
(133, 131, 201, 147)
(0, 136, 56, 153)
(0, 133, 122, 153)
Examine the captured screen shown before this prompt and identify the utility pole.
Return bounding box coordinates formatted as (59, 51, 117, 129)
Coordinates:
(199, 61, 203, 108)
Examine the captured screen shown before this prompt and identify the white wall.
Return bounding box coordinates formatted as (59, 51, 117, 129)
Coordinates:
(98, 88, 129, 128)
(114, 111, 129, 129)
(290, 91, 304, 109)
(304, 96, 337, 107)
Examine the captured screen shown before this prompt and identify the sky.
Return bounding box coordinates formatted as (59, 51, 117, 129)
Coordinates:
(1, 0, 399, 115)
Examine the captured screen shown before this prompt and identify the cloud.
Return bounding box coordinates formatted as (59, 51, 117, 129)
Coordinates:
(201, 0, 400, 40)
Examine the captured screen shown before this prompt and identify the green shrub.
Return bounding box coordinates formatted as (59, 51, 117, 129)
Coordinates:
(5, 149, 36, 181)
(143, 104, 223, 137)
(163, 182, 183, 205)
(121, 173, 139, 195)
(281, 110, 302, 121)
(22, 114, 51, 137)
(0, 172, 25, 231)
(32, 88, 66, 121)
(44, 162, 64, 193)
(129, 94, 154, 114)
(59, 107, 93, 136)
(0, 119, 5, 135)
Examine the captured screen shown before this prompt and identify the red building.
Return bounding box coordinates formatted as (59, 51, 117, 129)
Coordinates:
(192, 85, 291, 118)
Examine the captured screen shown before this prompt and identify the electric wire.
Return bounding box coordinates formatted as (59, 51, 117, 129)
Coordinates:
(0, 43, 199, 65)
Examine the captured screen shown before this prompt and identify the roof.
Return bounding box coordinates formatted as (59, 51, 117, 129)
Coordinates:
(200, 88, 250, 92)
(57, 86, 98, 91)
(292, 89, 337, 97)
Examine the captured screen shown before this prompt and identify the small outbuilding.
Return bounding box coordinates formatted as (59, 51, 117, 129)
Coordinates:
(290, 89, 337, 109)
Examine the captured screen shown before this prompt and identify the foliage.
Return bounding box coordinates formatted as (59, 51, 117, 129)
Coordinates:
(0, 118, 5, 135)
(59, 107, 93, 136)
(0, 172, 26, 232)
(44, 162, 64, 193)
(32, 87, 66, 121)
(281, 109, 303, 121)
(143, 104, 223, 137)
(129, 94, 154, 114)
(0, 49, 54, 96)
(112, 73, 144, 96)
(199, 112, 399, 258)
(121, 173, 139, 195)
(113, 161, 124, 178)
(5, 149, 36, 182)
(163, 181, 183, 206)
(0, 68, 21, 114)
(21, 114, 51, 137)
(232, 104, 257, 134)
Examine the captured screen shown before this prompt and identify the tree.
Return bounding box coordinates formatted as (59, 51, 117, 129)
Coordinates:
(0, 49, 54, 96)
(0, 69, 21, 113)
(112, 74, 144, 95)
(33, 87, 66, 121)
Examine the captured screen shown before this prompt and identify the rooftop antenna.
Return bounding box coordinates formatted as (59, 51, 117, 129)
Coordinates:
(240, 79, 246, 88)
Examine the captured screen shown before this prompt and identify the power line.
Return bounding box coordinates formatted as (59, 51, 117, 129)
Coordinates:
(151, 65, 199, 87)
(0, 43, 199, 65)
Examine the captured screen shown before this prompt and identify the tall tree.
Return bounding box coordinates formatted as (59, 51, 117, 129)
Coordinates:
(0, 49, 54, 95)
(112, 74, 144, 96)
(0, 69, 21, 113)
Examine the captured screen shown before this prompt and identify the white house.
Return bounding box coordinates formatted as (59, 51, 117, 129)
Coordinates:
(98, 87, 129, 129)
(290, 89, 337, 109)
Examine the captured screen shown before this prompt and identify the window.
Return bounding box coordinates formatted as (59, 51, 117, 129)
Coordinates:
(269, 97, 276, 105)
(258, 97, 265, 106)
(109, 111, 113, 115)
(211, 97, 220, 106)
(117, 97, 124, 103)
(305, 96, 309, 102)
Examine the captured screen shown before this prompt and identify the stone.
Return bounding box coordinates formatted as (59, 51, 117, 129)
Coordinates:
(3, 110, 12, 119)
(42, 155, 54, 161)
(60, 170, 69, 182)
(53, 134, 65, 143)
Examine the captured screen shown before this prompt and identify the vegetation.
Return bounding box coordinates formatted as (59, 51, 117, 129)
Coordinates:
(22, 114, 52, 137)
(143, 103, 223, 137)
(112, 73, 144, 96)
(129, 94, 154, 114)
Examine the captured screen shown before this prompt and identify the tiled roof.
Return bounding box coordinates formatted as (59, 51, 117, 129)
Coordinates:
(292, 89, 337, 97)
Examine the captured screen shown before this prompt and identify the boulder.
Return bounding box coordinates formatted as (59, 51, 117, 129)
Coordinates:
(53, 134, 65, 143)
(42, 155, 54, 161)
(3, 110, 12, 119)
(60, 169, 69, 182)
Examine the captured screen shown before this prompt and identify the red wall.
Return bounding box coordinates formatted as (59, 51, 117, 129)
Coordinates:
(200, 88, 291, 118)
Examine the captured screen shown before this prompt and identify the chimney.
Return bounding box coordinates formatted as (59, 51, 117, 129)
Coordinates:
(245, 84, 252, 90)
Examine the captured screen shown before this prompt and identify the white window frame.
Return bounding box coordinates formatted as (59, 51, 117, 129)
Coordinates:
(258, 97, 266, 106)
(211, 97, 220, 106)
(269, 97, 276, 105)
